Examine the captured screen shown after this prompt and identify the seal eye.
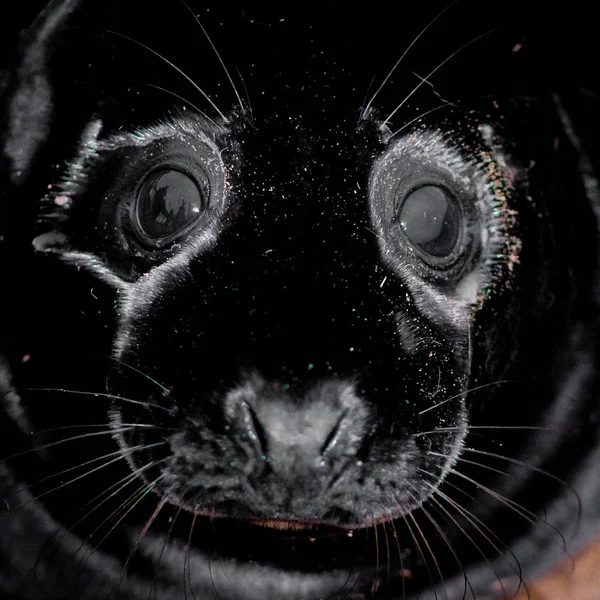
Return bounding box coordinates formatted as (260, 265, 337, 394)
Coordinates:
(399, 185, 461, 260)
(133, 169, 205, 247)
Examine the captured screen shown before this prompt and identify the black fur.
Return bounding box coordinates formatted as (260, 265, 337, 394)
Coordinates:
(1, 2, 600, 599)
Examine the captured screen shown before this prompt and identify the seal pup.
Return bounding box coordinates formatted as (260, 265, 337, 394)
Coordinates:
(1, 2, 599, 599)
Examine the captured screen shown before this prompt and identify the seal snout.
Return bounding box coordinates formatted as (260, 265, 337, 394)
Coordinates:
(213, 376, 375, 525)
(223, 377, 371, 473)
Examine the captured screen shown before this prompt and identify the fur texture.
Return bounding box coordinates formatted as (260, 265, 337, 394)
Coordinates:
(1, 2, 599, 599)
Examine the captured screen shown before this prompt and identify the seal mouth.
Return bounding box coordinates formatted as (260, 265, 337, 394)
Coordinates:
(127, 516, 390, 599)
(134, 513, 413, 597)
(248, 518, 319, 531)
(175, 514, 368, 572)
(3, 428, 391, 597)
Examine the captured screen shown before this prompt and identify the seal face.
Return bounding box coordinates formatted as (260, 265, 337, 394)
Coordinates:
(1, 2, 600, 599)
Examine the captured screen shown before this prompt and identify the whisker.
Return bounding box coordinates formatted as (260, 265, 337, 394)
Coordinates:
(81, 473, 166, 567)
(34, 423, 132, 434)
(417, 497, 474, 599)
(7, 440, 163, 500)
(149, 506, 182, 600)
(72, 481, 153, 586)
(179, 0, 245, 113)
(445, 467, 572, 558)
(360, 1, 456, 120)
(430, 451, 516, 479)
(13, 386, 175, 415)
(435, 448, 572, 525)
(382, 522, 391, 594)
(388, 520, 407, 599)
(403, 513, 439, 597)
(374, 522, 380, 579)
(138, 82, 218, 126)
(420, 475, 527, 597)
(467, 314, 472, 379)
(29, 455, 167, 587)
(34, 422, 177, 436)
(423, 469, 520, 552)
(426, 493, 512, 599)
(415, 425, 553, 435)
(389, 97, 456, 140)
(409, 70, 456, 106)
(358, 73, 377, 123)
(91, 352, 171, 394)
(62, 453, 167, 537)
(420, 468, 527, 584)
(382, 28, 499, 128)
(236, 67, 254, 124)
(462, 447, 582, 525)
(447, 467, 538, 525)
(121, 496, 168, 585)
(1, 425, 151, 464)
(100, 29, 228, 121)
(206, 510, 225, 600)
(408, 507, 445, 591)
(418, 380, 515, 416)
(4, 444, 143, 513)
(184, 512, 199, 600)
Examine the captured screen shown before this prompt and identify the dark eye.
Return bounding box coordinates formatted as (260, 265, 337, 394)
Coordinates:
(132, 169, 205, 247)
(399, 185, 461, 261)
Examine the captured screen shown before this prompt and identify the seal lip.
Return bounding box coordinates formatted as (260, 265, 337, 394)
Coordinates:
(248, 518, 318, 530)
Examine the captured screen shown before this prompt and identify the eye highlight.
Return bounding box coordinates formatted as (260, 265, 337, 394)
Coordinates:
(399, 185, 461, 261)
(132, 169, 205, 248)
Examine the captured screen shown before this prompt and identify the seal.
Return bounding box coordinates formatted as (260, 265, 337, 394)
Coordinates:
(1, 2, 599, 599)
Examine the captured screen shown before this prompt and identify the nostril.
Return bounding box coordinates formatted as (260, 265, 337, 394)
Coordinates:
(240, 399, 268, 457)
(319, 403, 368, 463)
(223, 388, 269, 461)
(222, 377, 371, 472)
(320, 408, 350, 456)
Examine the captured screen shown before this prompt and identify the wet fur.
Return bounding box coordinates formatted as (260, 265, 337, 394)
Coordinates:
(1, 2, 600, 599)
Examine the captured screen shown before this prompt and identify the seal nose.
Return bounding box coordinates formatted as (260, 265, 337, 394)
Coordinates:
(223, 377, 370, 475)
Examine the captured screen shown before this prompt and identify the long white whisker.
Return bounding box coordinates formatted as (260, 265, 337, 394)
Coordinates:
(15, 387, 175, 415)
(64, 454, 169, 536)
(7, 440, 163, 499)
(447, 467, 538, 525)
(27, 453, 170, 586)
(1, 425, 148, 464)
(100, 29, 228, 121)
(408, 511, 444, 595)
(426, 491, 510, 598)
(382, 28, 499, 128)
(418, 380, 515, 416)
(150, 506, 182, 600)
(78, 473, 166, 572)
(5, 442, 164, 513)
(361, 1, 456, 120)
(121, 496, 168, 583)
(184, 512, 199, 600)
(92, 352, 171, 394)
(462, 447, 582, 525)
(446, 467, 575, 554)
(179, 0, 245, 113)
(389, 101, 457, 138)
(417, 499, 474, 599)
(414, 425, 553, 435)
(138, 82, 220, 127)
(418, 472, 526, 596)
